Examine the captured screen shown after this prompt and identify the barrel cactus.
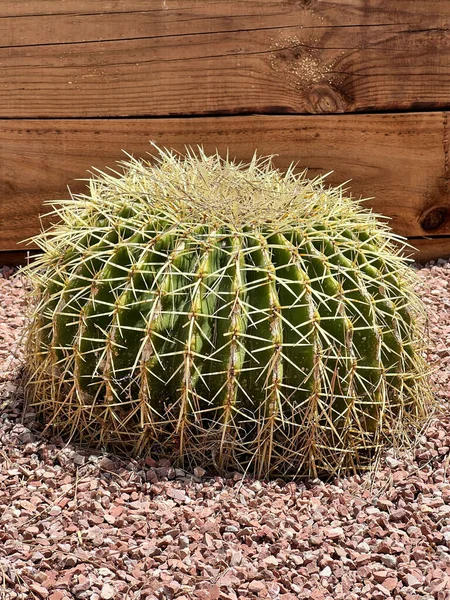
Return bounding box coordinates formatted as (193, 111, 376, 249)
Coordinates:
(22, 145, 432, 478)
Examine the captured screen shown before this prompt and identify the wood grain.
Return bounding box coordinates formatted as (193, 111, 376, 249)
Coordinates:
(1, 113, 449, 251)
(406, 238, 450, 262)
(4, 1, 450, 25)
(1, 1, 450, 116)
(0, 251, 39, 267)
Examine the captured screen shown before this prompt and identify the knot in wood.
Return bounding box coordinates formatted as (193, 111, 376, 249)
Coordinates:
(420, 206, 448, 232)
(306, 84, 350, 114)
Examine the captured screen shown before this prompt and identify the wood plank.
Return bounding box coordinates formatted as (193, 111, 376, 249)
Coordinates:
(2, 1, 450, 116)
(0, 1, 304, 44)
(0, 250, 39, 267)
(3, 0, 449, 23)
(2, 113, 449, 251)
(403, 238, 450, 263)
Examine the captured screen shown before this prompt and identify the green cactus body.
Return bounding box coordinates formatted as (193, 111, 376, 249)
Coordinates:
(23, 146, 432, 478)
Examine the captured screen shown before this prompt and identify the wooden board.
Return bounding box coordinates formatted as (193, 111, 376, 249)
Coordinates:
(2, 113, 449, 251)
(407, 237, 450, 263)
(2, 1, 450, 116)
(0, 251, 39, 268)
(4, 1, 450, 35)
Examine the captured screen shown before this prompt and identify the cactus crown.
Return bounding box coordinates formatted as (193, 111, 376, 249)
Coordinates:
(22, 145, 432, 479)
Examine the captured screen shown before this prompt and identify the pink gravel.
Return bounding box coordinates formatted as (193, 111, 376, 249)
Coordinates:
(0, 260, 450, 600)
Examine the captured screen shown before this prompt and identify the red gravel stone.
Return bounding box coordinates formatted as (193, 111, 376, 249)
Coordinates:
(29, 583, 49, 598)
(381, 577, 398, 591)
(48, 592, 66, 600)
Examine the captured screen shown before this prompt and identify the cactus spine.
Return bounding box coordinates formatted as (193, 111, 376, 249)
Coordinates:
(22, 146, 432, 478)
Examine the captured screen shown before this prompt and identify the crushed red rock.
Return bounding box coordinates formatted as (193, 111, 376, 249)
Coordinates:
(1, 260, 450, 600)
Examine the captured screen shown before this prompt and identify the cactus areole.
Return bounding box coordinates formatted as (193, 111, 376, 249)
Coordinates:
(23, 145, 432, 478)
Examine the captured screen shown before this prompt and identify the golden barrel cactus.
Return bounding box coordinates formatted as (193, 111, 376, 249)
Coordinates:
(22, 146, 432, 478)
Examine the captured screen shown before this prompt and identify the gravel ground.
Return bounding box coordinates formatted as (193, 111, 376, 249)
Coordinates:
(0, 260, 450, 600)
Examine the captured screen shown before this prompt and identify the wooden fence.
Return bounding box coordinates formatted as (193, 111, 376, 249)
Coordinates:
(2, 1, 450, 263)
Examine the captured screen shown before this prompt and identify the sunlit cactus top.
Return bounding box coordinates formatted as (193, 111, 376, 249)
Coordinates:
(41, 146, 390, 233)
(22, 145, 432, 479)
